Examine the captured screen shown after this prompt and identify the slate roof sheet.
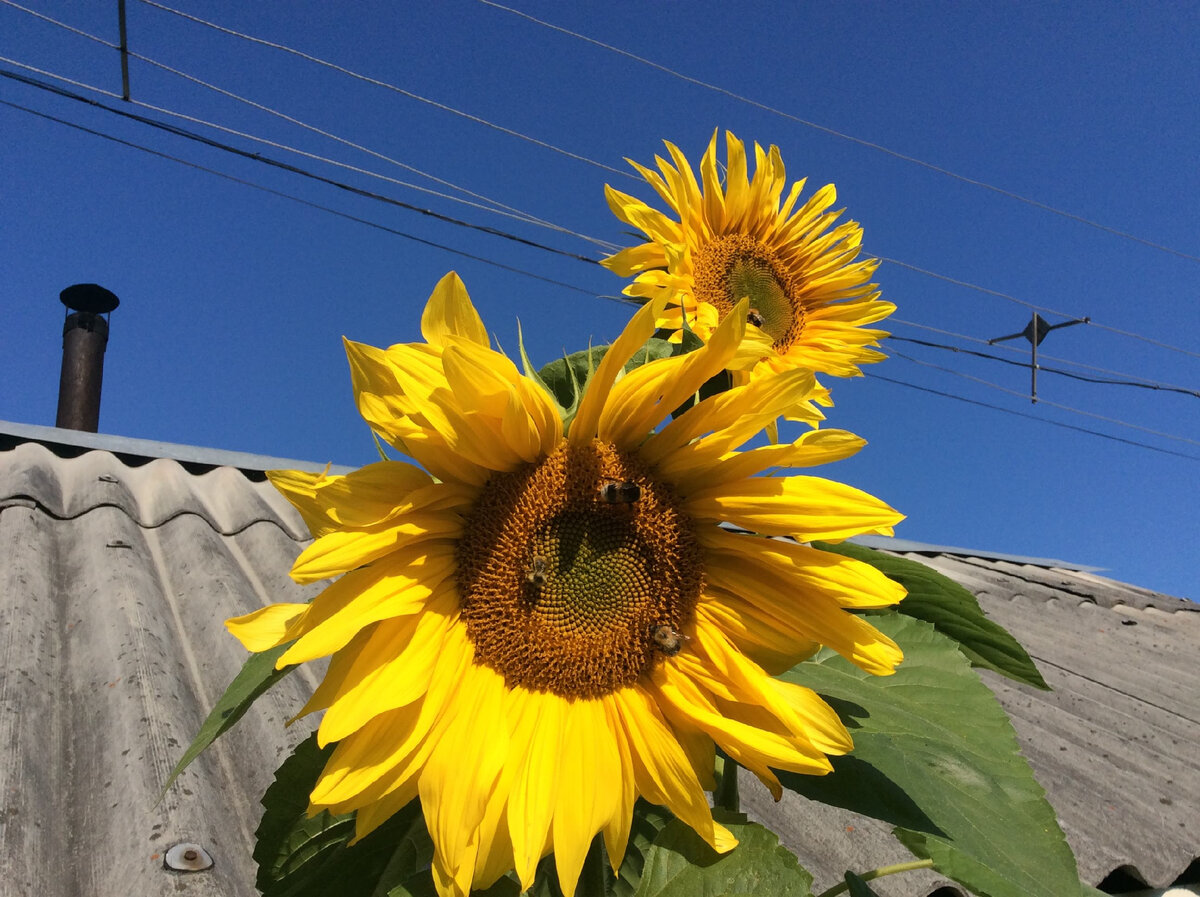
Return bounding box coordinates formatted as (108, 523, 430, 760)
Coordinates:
(1, 426, 1196, 896)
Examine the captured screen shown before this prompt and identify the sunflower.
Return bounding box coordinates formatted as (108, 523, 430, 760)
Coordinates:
(227, 272, 905, 897)
(603, 130, 895, 381)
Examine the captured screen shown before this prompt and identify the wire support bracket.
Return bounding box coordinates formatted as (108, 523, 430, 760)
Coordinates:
(988, 312, 1090, 403)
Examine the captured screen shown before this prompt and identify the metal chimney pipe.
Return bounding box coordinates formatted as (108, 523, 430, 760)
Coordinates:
(56, 284, 120, 432)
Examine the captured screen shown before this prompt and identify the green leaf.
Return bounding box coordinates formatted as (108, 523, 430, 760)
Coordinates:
(255, 733, 433, 897)
(538, 345, 607, 421)
(160, 643, 295, 796)
(612, 801, 674, 897)
(634, 810, 813, 897)
(814, 541, 1048, 690)
(780, 615, 1080, 897)
(842, 871, 882, 896)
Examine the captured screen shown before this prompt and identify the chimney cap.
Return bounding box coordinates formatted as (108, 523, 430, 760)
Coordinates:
(60, 283, 119, 314)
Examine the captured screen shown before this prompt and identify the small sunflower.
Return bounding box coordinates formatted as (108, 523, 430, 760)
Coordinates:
(227, 272, 905, 897)
(603, 130, 895, 380)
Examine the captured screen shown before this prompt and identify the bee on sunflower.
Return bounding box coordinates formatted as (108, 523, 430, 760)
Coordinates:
(603, 130, 895, 386)
(226, 272, 905, 897)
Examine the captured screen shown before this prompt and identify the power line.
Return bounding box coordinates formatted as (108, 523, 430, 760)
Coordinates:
(0, 96, 618, 298)
(0, 0, 621, 251)
(890, 317, 1197, 390)
(865, 372, 1200, 462)
(0, 64, 604, 267)
(0, 0, 619, 251)
(475, 0, 1200, 265)
(8, 3, 1197, 363)
(887, 335, 1200, 399)
(891, 350, 1200, 447)
(5, 83, 1196, 465)
(878, 256, 1200, 359)
(132, 0, 638, 182)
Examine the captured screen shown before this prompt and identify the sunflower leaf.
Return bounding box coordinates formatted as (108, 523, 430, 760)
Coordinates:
(843, 871, 883, 896)
(779, 614, 1081, 897)
(160, 643, 294, 798)
(612, 800, 674, 897)
(813, 541, 1048, 690)
(632, 809, 813, 897)
(255, 733, 434, 897)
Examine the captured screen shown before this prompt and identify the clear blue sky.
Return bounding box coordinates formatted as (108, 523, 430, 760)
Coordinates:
(2, 1, 1197, 598)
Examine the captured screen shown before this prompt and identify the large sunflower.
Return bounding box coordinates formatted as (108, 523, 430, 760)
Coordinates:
(227, 272, 905, 897)
(603, 130, 895, 380)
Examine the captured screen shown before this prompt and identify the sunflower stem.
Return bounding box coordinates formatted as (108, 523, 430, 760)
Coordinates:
(714, 753, 740, 812)
(813, 859, 936, 897)
(577, 834, 609, 897)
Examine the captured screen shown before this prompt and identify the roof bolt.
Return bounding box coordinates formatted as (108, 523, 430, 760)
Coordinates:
(164, 842, 213, 872)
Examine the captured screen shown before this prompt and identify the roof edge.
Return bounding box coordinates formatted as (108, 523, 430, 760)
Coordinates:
(0, 419, 355, 476)
(850, 534, 1105, 573)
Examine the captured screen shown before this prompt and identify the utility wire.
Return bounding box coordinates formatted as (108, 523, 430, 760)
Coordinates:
(4, 84, 1195, 464)
(0, 0, 619, 250)
(132, 0, 638, 182)
(891, 350, 1200, 447)
(0, 96, 617, 298)
(476, 0, 1200, 265)
(8, 0, 1196, 359)
(887, 335, 1200, 399)
(128, 49, 620, 252)
(0, 64, 603, 266)
(865, 372, 1200, 462)
(878, 256, 1200, 359)
(0, 0, 620, 251)
(890, 318, 1197, 391)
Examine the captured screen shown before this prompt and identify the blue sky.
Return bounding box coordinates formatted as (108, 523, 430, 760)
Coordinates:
(2, 1, 1197, 598)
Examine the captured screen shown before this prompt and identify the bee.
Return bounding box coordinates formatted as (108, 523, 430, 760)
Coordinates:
(598, 480, 641, 504)
(525, 554, 548, 587)
(747, 308, 765, 328)
(652, 624, 688, 657)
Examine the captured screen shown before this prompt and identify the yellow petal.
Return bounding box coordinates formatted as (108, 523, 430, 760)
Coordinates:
(685, 474, 904, 542)
(279, 545, 457, 665)
(508, 689, 565, 887)
(421, 271, 489, 348)
(225, 603, 306, 652)
(552, 699, 621, 897)
(569, 296, 666, 445)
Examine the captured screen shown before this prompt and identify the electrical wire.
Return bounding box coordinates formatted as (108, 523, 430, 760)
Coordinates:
(886, 335, 1200, 399)
(9, 0, 1200, 359)
(475, 0, 1200, 266)
(0, 96, 622, 299)
(132, 0, 639, 182)
(864, 372, 1200, 462)
(890, 318, 1197, 389)
(890, 350, 1200, 447)
(4, 84, 1195, 464)
(0, 0, 621, 251)
(878, 256, 1200, 359)
(0, 64, 605, 266)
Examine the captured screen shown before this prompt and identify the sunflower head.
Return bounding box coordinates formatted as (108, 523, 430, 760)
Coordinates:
(603, 130, 896, 383)
(226, 272, 905, 897)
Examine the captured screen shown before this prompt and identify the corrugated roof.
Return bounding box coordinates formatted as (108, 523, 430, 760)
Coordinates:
(2, 427, 1197, 896)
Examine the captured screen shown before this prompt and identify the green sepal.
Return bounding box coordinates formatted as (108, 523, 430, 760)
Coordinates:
(517, 320, 565, 417)
(632, 809, 813, 897)
(254, 733, 434, 897)
(813, 541, 1049, 690)
(160, 643, 295, 798)
(780, 614, 1080, 897)
(535, 334, 704, 433)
